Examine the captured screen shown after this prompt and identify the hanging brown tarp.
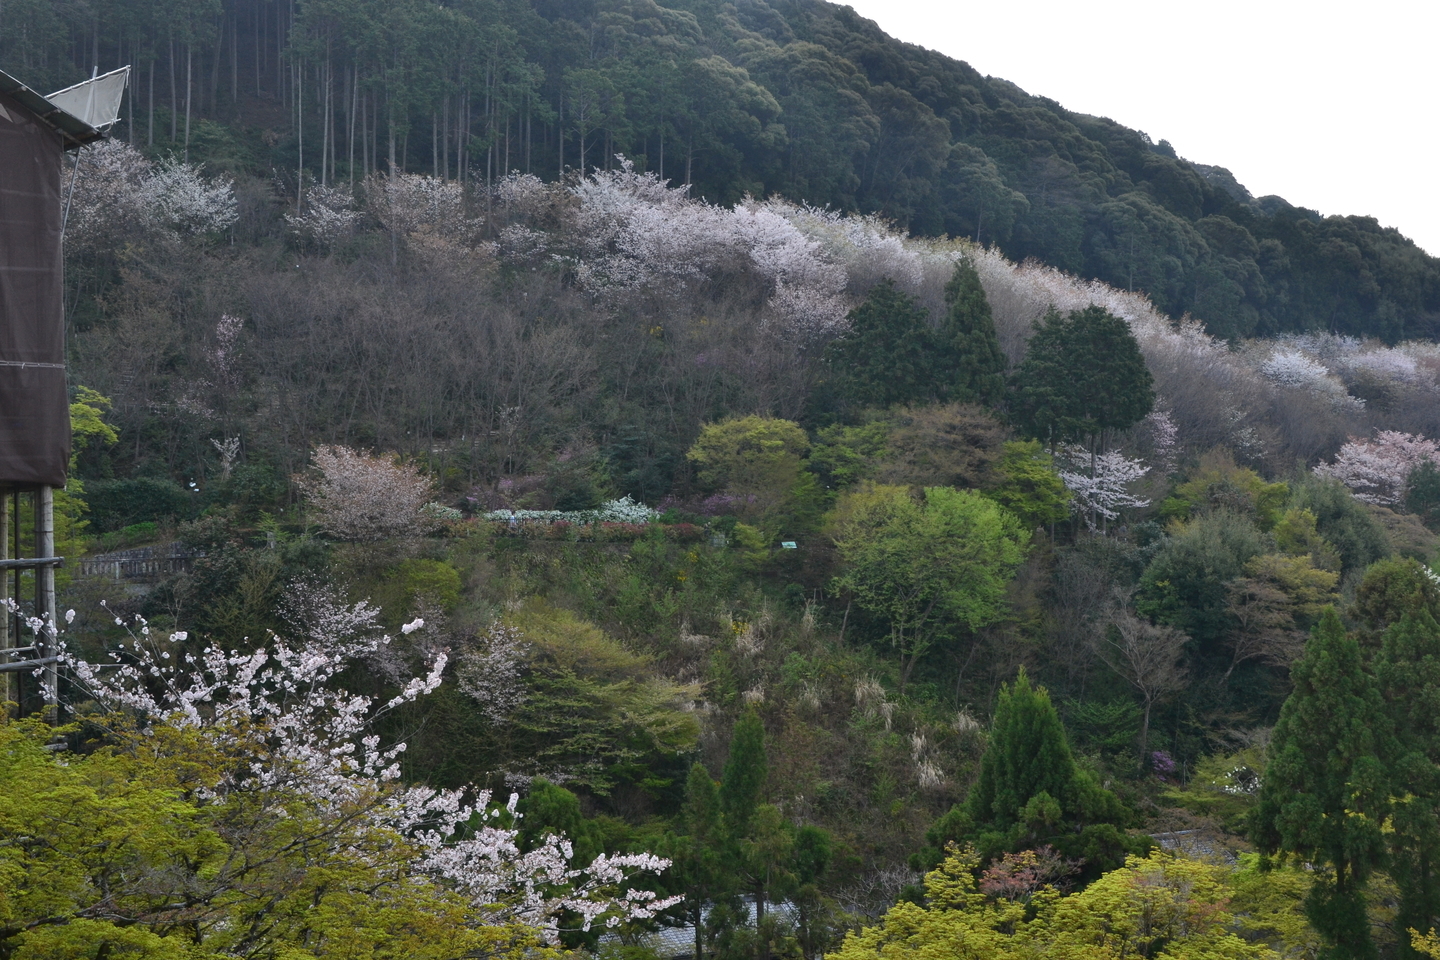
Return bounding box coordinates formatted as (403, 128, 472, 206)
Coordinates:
(0, 88, 69, 487)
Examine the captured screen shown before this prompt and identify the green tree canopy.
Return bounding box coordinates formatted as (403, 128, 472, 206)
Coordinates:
(828, 484, 1028, 691)
(1007, 305, 1154, 448)
(939, 258, 1006, 407)
(1255, 608, 1393, 960)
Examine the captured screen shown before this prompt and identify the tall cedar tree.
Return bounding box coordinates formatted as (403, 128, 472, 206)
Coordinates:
(1007, 306, 1155, 448)
(925, 669, 1142, 878)
(667, 763, 725, 960)
(940, 259, 1006, 406)
(721, 709, 768, 839)
(1376, 611, 1440, 958)
(1255, 607, 1392, 960)
(817, 280, 936, 417)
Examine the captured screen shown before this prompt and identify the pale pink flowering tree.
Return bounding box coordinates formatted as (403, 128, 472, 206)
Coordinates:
(1316, 430, 1440, 505)
(300, 444, 435, 541)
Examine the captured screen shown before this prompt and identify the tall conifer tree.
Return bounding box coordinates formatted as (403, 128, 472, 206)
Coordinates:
(721, 709, 768, 839)
(940, 258, 1005, 406)
(939, 669, 1139, 876)
(1377, 611, 1440, 957)
(1256, 608, 1392, 960)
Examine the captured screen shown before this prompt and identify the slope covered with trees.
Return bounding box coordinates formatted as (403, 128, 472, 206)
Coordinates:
(5, 0, 1438, 341)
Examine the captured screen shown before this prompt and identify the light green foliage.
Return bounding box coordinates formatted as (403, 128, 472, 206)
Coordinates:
(1162, 748, 1266, 836)
(984, 440, 1072, 530)
(807, 419, 890, 491)
(829, 484, 1028, 690)
(1273, 508, 1343, 572)
(498, 603, 702, 794)
(1161, 449, 1289, 529)
(381, 557, 463, 613)
(1255, 608, 1392, 960)
(688, 416, 811, 522)
(0, 717, 525, 960)
(829, 847, 1280, 960)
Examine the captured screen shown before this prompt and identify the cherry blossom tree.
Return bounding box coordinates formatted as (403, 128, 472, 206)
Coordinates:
(1057, 446, 1151, 533)
(7, 597, 679, 947)
(1316, 430, 1440, 505)
(299, 444, 436, 541)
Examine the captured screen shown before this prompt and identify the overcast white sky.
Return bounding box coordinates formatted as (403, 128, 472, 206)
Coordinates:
(839, 0, 1439, 256)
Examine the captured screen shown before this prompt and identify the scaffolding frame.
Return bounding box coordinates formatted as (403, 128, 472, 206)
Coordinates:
(0, 485, 60, 718)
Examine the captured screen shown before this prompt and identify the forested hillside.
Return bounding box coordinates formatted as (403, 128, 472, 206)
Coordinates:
(5, 0, 1438, 341)
(11, 1, 1440, 958)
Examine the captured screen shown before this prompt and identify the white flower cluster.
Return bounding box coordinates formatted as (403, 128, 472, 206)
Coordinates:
(568, 161, 849, 339)
(66, 139, 237, 247)
(1058, 446, 1152, 532)
(484, 495, 658, 525)
(286, 183, 362, 247)
(10, 594, 677, 938)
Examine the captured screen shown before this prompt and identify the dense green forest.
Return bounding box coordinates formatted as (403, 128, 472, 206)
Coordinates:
(9, 0, 1440, 958)
(4, 0, 1439, 341)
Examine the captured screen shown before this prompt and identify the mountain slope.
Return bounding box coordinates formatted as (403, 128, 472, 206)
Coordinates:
(4, 0, 1437, 340)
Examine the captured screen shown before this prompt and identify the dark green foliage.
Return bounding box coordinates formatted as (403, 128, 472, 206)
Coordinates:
(85, 478, 199, 533)
(1255, 609, 1392, 960)
(1375, 612, 1440, 956)
(932, 669, 1143, 877)
(1288, 476, 1391, 575)
(939, 259, 1005, 407)
(1407, 460, 1440, 530)
(817, 281, 939, 417)
(720, 709, 768, 837)
(1006, 306, 1154, 447)
(1136, 510, 1266, 656)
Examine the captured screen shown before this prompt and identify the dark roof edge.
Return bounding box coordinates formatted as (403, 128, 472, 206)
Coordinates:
(0, 68, 105, 150)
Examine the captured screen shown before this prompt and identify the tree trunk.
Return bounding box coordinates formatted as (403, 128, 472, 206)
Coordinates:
(184, 43, 192, 161)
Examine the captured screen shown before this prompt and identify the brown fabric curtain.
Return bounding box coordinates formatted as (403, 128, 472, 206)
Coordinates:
(0, 90, 70, 487)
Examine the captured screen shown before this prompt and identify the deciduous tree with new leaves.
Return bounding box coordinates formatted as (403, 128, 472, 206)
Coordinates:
(0, 596, 677, 958)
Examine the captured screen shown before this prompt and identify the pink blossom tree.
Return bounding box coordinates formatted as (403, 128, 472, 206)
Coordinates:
(1315, 430, 1440, 505)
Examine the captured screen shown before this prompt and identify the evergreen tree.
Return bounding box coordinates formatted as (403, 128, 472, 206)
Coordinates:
(1376, 611, 1440, 957)
(667, 763, 726, 960)
(817, 280, 937, 418)
(1007, 306, 1154, 448)
(926, 669, 1141, 876)
(940, 258, 1005, 406)
(1407, 459, 1440, 531)
(1255, 608, 1392, 960)
(721, 709, 768, 839)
